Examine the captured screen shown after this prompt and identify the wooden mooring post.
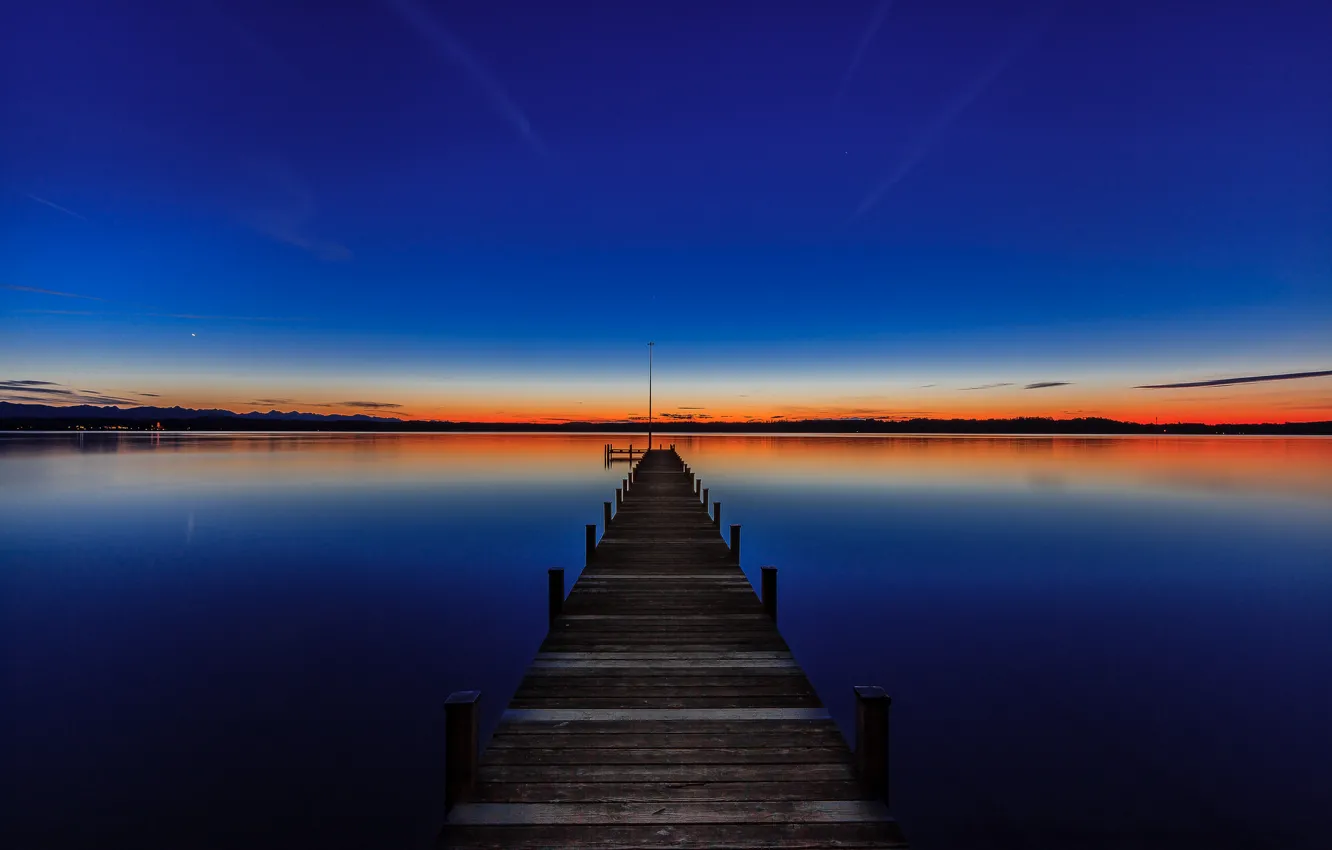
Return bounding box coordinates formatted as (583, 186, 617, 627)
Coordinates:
(443, 690, 479, 814)
(547, 567, 564, 626)
(855, 685, 892, 804)
(584, 523, 596, 563)
(730, 524, 740, 561)
(761, 564, 778, 621)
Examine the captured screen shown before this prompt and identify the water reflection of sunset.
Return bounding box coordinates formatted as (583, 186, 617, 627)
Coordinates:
(10, 432, 1329, 503)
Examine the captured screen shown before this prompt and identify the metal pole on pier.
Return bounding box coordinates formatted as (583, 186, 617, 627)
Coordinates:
(647, 341, 654, 449)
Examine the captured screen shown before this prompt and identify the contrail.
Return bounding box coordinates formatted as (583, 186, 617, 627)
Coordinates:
(850, 11, 1052, 221)
(1136, 370, 1332, 389)
(3, 283, 104, 300)
(387, 0, 544, 155)
(26, 194, 88, 221)
(835, 0, 894, 104)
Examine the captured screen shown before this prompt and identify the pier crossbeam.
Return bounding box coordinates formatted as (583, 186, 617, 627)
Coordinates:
(441, 448, 905, 848)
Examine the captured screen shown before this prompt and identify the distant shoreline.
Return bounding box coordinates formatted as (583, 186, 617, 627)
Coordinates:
(3, 417, 1330, 436)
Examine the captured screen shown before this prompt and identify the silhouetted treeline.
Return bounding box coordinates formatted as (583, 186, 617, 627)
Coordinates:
(4, 415, 1329, 435)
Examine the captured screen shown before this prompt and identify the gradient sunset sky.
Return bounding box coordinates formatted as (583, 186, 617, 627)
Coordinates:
(3, 0, 1330, 423)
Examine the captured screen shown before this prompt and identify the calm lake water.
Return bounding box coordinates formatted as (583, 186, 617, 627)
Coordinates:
(3, 432, 1330, 849)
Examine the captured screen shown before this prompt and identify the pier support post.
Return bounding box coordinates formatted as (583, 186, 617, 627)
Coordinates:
(604, 501, 612, 528)
(695, 479, 700, 498)
(854, 686, 891, 804)
(615, 488, 622, 512)
(730, 524, 740, 561)
(713, 501, 722, 529)
(623, 477, 628, 494)
(444, 690, 480, 813)
(761, 565, 777, 622)
(585, 524, 596, 564)
(702, 487, 708, 509)
(548, 568, 564, 627)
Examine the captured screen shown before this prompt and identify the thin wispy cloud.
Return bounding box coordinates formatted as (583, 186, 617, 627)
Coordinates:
(194, 0, 301, 80)
(387, 0, 544, 155)
(18, 309, 101, 316)
(146, 312, 296, 321)
(244, 161, 352, 261)
(334, 400, 403, 410)
(252, 223, 352, 262)
(137, 392, 161, 398)
(0, 383, 72, 395)
(3, 284, 105, 301)
(0, 379, 135, 406)
(8, 286, 297, 326)
(960, 382, 1014, 391)
(851, 10, 1051, 220)
(1136, 369, 1332, 389)
(1025, 381, 1071, 389)
(835, 0, 893, 104)
(26, 194, 88, 221)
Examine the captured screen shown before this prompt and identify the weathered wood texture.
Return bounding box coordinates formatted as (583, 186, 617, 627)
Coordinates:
(441, 448, 905, 848)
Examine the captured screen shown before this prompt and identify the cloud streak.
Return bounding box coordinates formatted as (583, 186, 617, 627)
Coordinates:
(1025, 381, 1071, 389)
(334, 400, 403, 409)
(960, 382, 1014, 391)
(0, 379, 136, 406)
(252, 223, 352, 262)
(26, 194, 88, 221)
(4, 284, 105, 301)
(851, 10, 1050, 220)
(835, 0, 893, 104)
(146, 312, 296, 321)
(387, 0, 543, 154)
(1136, 370, 1332, 389)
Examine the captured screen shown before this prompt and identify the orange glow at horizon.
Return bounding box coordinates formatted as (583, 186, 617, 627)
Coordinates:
(21, 370, 1332, 426)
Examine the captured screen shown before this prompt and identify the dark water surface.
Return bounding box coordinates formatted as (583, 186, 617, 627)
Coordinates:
(3, 433, 1330, 849)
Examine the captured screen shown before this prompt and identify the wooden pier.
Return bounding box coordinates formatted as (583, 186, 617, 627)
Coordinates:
(441, 448, 905, 848)
(603, 442, 648, 466)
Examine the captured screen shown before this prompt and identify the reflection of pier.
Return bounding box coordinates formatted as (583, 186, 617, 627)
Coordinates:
(441, 448, 906, 848)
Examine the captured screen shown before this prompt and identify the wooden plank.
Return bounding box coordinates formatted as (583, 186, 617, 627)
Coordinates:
(534, 652, 794, 660)
(483, 747, 856, 766)
(447, 800, 894, 825)
(507, 696, 825, 709)
(487, 730, 846, 749)
(443, 822, 908, 849)
(492, 719, 841, 735)
(529, 656, 796, 665)
(476, 763, 859, 784)
(501, 708, 831, 722)
(471, 779, 868, 803)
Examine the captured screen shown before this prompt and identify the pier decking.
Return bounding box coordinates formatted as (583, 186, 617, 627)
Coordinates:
(441, 448, 905, 848)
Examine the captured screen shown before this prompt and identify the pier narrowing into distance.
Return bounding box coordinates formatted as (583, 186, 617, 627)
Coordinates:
(441, 447, 904, 848)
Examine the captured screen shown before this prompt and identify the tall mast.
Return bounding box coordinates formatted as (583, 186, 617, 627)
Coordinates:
(648, 341, 654, 447)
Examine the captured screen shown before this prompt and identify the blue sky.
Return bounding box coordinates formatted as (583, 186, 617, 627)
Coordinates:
(2, 0, 1330, 421)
